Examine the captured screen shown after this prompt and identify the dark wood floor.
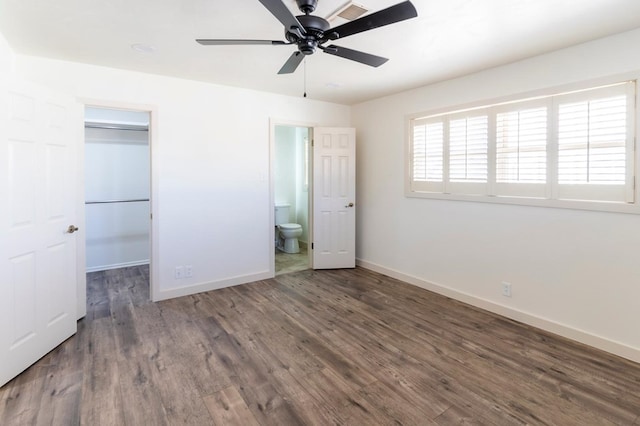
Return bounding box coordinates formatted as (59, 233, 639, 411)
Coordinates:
(1, 266, 640, 425)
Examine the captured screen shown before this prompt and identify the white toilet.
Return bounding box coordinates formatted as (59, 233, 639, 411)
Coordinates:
(275, 204, 303, 254)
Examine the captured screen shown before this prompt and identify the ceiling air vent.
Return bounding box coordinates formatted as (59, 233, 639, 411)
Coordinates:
(327, 1, 369, 22)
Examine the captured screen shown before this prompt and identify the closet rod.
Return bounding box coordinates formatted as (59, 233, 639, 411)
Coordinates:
(85, 199, 149, 205)
(84, 123, 149, 131)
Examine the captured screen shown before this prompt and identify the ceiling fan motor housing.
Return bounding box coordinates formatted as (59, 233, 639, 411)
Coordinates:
(296, 0, 318, 14)
(286, 14, 331, 55)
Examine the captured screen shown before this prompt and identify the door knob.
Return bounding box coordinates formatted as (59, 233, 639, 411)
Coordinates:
(345, 202, 354, 208)
(67, 225, 79, 234)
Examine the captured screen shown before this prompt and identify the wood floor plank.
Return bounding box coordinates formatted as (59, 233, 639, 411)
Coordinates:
(0, 375, 47, 425)
(203, 287, 265, 337)
(274, 270, 632, 424)
(146, 359, 214, 425)
(131, 302, 186, 372)
(2, 265, 640, 425)
(269, 368, 347, 426)
(109, 283, 170, 426)
(116, 360, 169, 426)
(194, 316, 308, 425)
(320, 270, 627, 425)
(271, 270, 624, 425)
(357, 380, 439, 426)
(314, 325, 454, 420)
(291, 367, 387, 426)
(34, 370, 82, 426)
(281, 296, 524, 424)
(231, 282, 379, 390)
(270, 273, 525, 422)
(79, 318, 125, 426)
(203, 385, 260, 426)
(250, 284, 450, 417)
(433, 404, 485, 425)
(86, 271, 110, 320)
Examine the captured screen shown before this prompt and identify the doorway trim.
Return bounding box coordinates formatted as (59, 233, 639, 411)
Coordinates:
(269, 118, 317, 277)
(78, 98, 159, 309)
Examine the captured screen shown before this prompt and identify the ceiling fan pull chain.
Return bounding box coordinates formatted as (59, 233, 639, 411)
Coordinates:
(303, 57, 307, 98)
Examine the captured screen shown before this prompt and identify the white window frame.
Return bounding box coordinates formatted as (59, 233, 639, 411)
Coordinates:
(405, 76, 639, 214)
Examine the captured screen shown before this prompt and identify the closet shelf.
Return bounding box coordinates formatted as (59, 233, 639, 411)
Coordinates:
(85, 122, 148, 132)
(85, 199, 149, 205)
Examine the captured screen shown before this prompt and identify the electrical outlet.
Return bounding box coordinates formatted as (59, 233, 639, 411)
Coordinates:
(185, 265, 193, 278)
(175, 266, 184, 279)
(502, 281, 512, 297)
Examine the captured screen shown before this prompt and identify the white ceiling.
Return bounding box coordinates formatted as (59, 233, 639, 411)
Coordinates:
(2, 0, 640, 105)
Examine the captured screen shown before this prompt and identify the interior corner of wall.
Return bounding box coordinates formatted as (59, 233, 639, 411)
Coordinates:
(0, 30, 16, 77)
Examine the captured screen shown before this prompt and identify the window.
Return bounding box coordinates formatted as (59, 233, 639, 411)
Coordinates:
(494, 100, 549, 198)
(408, 81, 636, 210)
(555, 88, 632, 202)
(412, 120, 443, 183)
(449, 115, 488, 183)
(496, 107, 547, 184)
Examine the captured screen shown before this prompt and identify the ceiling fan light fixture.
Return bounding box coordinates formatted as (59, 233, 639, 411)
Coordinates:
(327, 1, 368, 22)
(296, 0, 318, 14)
(131, 43, 156, 54)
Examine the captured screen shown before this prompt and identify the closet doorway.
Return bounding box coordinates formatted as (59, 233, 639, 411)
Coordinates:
(84, 106, 152, 296)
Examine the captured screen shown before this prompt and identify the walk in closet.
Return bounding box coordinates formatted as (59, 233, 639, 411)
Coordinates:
(84, 107, 150, 272)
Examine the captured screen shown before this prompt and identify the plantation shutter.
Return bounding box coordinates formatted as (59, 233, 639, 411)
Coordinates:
(410, 118, 444, 192)
(446, 112, 488, 195)
(494, 101, 549, 198)
(407, 80, 635, 208)
(556, 82, 634, 202)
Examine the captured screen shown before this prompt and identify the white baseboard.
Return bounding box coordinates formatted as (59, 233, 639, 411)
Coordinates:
(153, 270, 273, 302)
(86, 259, 150, 273)
(356, 258, 640, 364)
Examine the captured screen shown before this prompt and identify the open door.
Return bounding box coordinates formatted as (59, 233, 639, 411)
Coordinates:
(0, 78, 80, 387)
(312, 127, 356, 269)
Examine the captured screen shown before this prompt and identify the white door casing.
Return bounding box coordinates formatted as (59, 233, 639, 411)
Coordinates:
(0, 78, 79, 387)
(312, 127, 356, 269)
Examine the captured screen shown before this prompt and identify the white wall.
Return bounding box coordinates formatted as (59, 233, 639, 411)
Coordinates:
(0, 31, 13, 77)
(352, 28, 640, 362)
(15, 54, 350, 300)
(274, 126, 297, 221)
(295, 127, 309, 244)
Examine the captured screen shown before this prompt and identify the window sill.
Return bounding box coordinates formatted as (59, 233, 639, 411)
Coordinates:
(405, 190, 640, 215)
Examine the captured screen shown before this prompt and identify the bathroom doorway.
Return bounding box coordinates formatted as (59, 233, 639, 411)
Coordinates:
(273, 125, 311, 275)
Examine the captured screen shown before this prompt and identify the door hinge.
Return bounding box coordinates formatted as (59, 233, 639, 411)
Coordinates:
(150, 213, 153, 220)
(311, 243, 314, 250)
(311, 139, 314, 147)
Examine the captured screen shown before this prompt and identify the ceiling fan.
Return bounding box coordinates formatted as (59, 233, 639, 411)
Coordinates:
(196, 0, 418, 74)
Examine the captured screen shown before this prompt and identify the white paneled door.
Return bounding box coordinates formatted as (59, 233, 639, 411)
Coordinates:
(312, 127, 356, 269)
(0, 78, 80, 387)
